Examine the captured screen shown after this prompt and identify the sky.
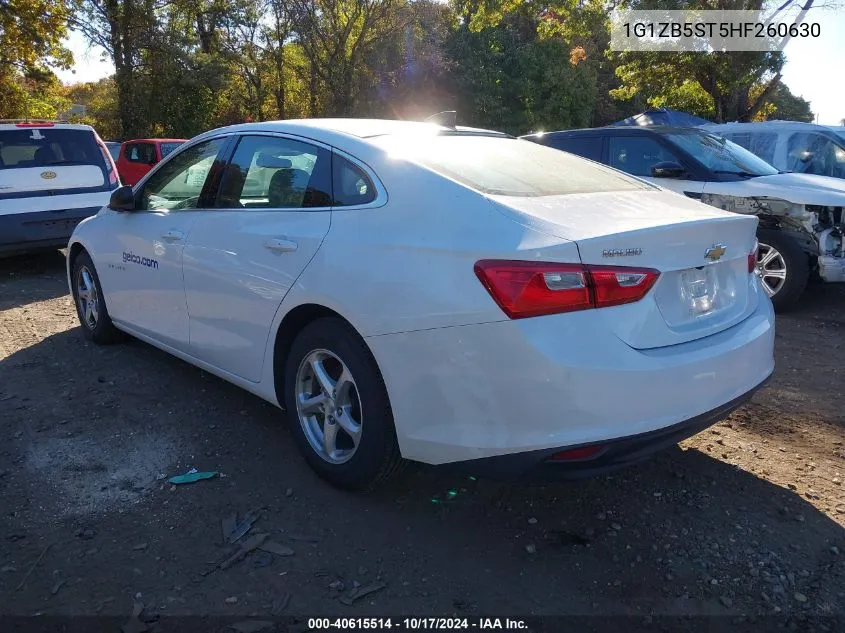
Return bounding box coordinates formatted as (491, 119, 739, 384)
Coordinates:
(54, 7, 845, 126)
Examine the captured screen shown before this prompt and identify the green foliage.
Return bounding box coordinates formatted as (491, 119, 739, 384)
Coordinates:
(0, 67, 70, 119)
(447, 18, 597, 134)
(12, 0, 812, 138)
(0, 0, 73, 70)
(762, 83, 813, 122)
(66, 78, 120, 138)
(0, 0, 73, 119)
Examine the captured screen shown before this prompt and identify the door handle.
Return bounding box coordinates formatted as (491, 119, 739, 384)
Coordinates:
(161, 230, 185, 242)
(264, 238, 298, 253)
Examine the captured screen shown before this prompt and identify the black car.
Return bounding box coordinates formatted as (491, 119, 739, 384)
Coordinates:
(521, 125, 833, 312)
(520, 125, 781, 192)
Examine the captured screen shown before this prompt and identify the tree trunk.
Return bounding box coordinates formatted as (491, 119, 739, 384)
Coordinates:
(104, 0, 138, 139)
(273, 44, 285, 119)
(309, 56, 318, 116)
(742, 73, 782, 121)
(196, 10, 220, 54)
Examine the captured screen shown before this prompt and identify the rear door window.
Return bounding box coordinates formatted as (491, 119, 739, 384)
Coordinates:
(548, 136, 603, 162)
(215, 135, 332, 209)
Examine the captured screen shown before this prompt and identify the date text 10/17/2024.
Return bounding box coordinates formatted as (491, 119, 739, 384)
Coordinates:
(307, 618, 529, 630)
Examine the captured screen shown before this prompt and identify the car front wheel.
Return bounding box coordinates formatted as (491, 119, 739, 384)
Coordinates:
(70, 251, 124, 344)
(283, 317, 403, 490)
(755, 229, 809, 312)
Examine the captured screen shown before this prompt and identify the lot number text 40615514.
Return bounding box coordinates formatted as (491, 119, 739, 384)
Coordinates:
(307, 618, 529, 630)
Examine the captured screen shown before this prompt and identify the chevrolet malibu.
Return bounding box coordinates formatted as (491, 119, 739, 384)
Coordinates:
(66, 119, 775, 490)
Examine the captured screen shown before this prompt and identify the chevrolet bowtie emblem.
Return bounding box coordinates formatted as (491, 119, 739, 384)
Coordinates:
(704, 243, 727, 262)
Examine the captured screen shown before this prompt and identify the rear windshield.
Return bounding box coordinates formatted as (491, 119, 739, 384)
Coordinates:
(0, 128, 105, 170)
(374, 134, 652, 197)
(160, 142, 183, 159)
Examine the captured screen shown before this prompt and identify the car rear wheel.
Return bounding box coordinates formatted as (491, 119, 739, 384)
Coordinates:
(71, 252, 124, 344)
(755, 229, 808, 312)
(283, 317, 402, 490)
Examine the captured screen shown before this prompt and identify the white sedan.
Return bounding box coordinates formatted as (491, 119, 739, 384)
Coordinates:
(67, 118, 775, 490)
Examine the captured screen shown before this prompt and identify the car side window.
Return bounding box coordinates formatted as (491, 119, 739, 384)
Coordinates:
(138, 138, 226, 211)
(787, 132, 845, 177)
(743, 133, 777, 165)
(332, 154, 376, 206)
(608, 136, 679, 177)
(725, 133, 751, 150)
(549, 136, 602, 162)
(215, 135, 332, 209)
(127, 143, 155, 164)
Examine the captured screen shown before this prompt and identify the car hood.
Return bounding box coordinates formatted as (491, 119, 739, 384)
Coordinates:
(741, 172, 845, 205)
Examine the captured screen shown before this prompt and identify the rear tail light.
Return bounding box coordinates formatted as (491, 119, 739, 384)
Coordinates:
(15, 122, 55, 128)
(550, 445, 605, 461)
(96, 139, 119, 186)
(748, 241, 758, 274)
(474, 260, 659, 319)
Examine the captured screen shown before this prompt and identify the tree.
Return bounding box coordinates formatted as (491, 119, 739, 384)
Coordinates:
(284, 0, 405, 116)
(0, 0, 74, 118)
(75, 0, 160, 138)
(0, 0, 73, 72)
(265, 0, 295, 118)
(757, 83, 813, 122)
(446, 4, 598, 134)
(65, 77, 121, 138)
(609, 0, 838, 122)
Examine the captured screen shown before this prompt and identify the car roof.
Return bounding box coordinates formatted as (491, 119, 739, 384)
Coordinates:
(122, 138, 188, 144)
(703, 121, 830, 131)
(190, 118, 507, 149)
(0, 122, 96, 132)
(523, 126, 703, 138)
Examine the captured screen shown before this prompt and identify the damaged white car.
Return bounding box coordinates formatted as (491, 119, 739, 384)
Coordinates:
(524, 126, 845, 310)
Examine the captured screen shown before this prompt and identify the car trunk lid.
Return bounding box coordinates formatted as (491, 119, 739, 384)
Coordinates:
(489, 190, 761, 349)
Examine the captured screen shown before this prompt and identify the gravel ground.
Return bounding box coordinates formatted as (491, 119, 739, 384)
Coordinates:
(0, 251, 843, 631)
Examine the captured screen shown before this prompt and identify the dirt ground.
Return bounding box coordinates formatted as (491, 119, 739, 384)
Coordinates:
(1, 251, 843, 630)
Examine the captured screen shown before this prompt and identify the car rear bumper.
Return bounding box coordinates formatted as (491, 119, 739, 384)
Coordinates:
(443, 375, 769, 480)
(0, 207, 101, 257)
(367, 293, 775, 467)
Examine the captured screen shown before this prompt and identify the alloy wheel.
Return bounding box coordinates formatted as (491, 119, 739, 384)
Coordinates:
(76, 266, 100, 330)
(295, 349, 363, 465)
(755, 242, 787, 298)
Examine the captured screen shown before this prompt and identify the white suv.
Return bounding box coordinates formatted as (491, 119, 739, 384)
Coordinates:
(0, 121, 119, 257)
(703, 121, 845, 180)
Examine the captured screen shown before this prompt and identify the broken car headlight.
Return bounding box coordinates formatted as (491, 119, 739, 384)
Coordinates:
(700, 193, 754, 214)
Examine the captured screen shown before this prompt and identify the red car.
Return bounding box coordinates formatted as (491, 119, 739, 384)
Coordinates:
(116, 138, 187, 185)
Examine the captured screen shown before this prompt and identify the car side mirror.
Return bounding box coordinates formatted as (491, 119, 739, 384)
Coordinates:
(108, 185, 136, 212)
(651, 161, 687, 178)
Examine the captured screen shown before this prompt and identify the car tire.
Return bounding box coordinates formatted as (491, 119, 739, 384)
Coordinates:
(70, 251, 124, 344)
(283, 317, 403, 491)
(755, 229, 809, 312)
